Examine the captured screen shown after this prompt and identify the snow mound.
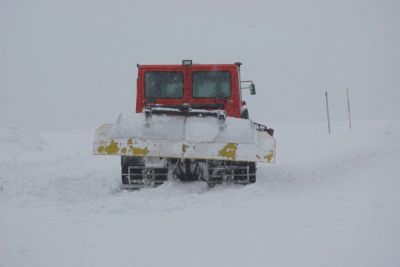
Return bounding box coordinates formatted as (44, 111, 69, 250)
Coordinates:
(0, 125, 46, 160)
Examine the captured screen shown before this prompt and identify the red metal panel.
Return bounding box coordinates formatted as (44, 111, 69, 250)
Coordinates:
(135, 64, 241, 118)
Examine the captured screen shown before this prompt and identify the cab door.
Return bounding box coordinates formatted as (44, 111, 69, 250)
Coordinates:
(136, 65, 187, 112)
(187, 64, 240, 117)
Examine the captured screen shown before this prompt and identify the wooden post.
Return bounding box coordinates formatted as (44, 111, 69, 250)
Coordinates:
(325, 92, 331, 134)
(346, 88, 352, 129)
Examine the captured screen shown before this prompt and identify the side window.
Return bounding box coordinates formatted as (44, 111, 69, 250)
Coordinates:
(145, 72, 183, 99)
(192, 71, 231, 98)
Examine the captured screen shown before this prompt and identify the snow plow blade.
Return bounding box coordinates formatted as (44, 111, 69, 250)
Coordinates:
(93, 108, 275, 163)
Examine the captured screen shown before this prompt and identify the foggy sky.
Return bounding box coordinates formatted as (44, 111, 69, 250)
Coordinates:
(1, 0, 399, 130)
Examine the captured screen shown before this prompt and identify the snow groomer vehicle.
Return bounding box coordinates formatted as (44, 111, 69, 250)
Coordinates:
(94, 60, 275, 188)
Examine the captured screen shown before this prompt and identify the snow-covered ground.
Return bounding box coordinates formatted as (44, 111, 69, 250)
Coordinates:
(1, 121, 400, 267)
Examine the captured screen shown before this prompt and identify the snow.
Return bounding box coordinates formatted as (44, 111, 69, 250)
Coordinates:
(111, 112, 256, 143)
(0, 125, 44, 150)
(113, 112, 186, 140)
(1, 121, 400, 267)
(184, 116, 220, 142)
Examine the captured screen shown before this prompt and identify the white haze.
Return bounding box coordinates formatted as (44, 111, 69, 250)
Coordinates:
(1, 0, 400, 130)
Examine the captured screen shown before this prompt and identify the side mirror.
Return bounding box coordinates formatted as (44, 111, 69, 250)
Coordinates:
(240, 80, 256, 95)
(250, 83, 256, 95)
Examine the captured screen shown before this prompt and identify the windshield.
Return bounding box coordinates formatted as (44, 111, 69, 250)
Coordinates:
(192, 71, 231, 98)
(145, 72, 183, 99)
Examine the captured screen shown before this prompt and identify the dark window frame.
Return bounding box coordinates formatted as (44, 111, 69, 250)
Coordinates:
(144, 71, 184, 99)
(191, 71, 232, 99)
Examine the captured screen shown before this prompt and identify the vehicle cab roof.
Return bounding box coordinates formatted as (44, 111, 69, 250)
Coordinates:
(137, 63, 239, 70)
